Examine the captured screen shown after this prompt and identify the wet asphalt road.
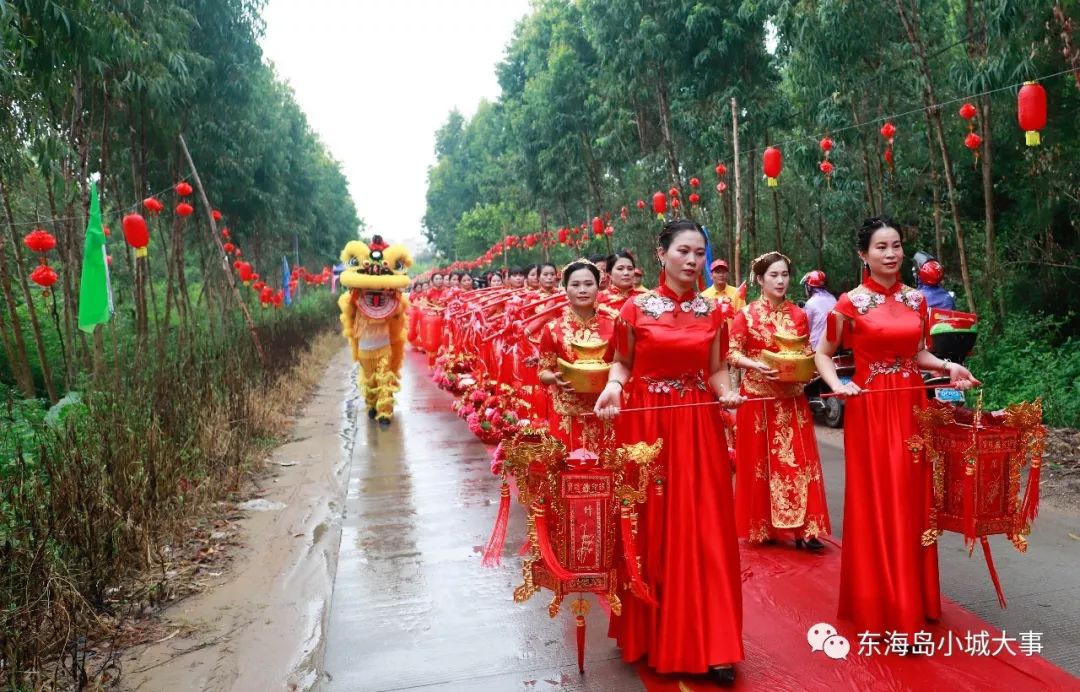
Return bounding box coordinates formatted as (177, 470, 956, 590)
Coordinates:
(323, 352, 1080, 691)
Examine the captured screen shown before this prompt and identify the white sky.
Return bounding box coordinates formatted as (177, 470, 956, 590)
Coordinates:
(261, 0, 533, 252)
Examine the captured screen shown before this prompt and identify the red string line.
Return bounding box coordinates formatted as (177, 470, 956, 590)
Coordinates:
(584, 383, 968, 417)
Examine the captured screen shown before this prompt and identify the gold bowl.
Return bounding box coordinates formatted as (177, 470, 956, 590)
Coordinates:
(557, 340, 611, 394)
(760, 331, 817, 383)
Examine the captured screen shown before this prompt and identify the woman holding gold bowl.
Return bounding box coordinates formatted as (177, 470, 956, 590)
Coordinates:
(536, 259, 618, 448)
(728, 252, 831, 551)
(594, 219, 744, 686)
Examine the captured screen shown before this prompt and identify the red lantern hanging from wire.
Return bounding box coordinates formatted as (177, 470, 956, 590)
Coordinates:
(592, 216, 604, 237)
(688, 192, 700, 206)
(959, 102, 981, 164)
(122, 213, 150, 257)
(23, 229, 56, 254)
(636, 199, 645, 211)
(763, 146, 782, 187)
(715, 162, 727, 178)
(671, 197, 681, 210)
(651, 191, 667, 219)
(176, 202, 194, 217)
(819, 136, 835, 189)
(30, 264, 58, 292)
(211, 209, 222, 222)
(175, 181, 193, 197)
(23, 229, 59, 295)
(143, 197, 164, 214)
(689, 177, 700, 188)
(880, 122, 897, 172)
(716, 181, 727, 194)
(1017, 81, 1046, 146)
(620, 206, 628, 220)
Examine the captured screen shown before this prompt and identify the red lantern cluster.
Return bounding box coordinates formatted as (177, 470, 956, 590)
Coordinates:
(880, 122, 897, 171)
(959, 102, 982, 164)
(23, 229, 59, 294)
(819, 136, 835, 187)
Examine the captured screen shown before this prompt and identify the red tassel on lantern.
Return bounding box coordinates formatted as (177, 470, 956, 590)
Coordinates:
(534, 501, 575, 581)
(575, 615, 586, 673)
(979, 537, 1008, 608)
(481, 481, 511, 567)
(619, 504, 658, 607)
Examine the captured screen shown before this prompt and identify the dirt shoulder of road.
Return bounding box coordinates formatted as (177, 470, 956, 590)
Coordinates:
(116, 347, 356, 692)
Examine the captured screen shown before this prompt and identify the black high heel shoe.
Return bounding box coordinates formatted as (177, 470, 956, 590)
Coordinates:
(795, 537, 825, 551)
(708, 665, 737, 686)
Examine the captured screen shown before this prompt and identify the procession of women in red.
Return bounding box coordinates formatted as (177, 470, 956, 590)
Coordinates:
(401, 217, 1068, 689)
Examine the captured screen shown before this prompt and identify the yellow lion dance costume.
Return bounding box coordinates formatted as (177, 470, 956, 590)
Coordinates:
(337, 235, 413, 425)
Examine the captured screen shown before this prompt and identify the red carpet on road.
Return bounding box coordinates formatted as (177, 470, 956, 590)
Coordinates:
(632, 536, 1079, 691)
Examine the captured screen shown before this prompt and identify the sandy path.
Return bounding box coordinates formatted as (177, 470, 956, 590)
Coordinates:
(120, 348, 358, 691)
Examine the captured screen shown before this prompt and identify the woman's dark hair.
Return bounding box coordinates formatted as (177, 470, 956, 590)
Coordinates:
(752, 252, 792, 279)
(606, 250, 637, 269)
(657, 218, 706, 251)
(526, 263, 540, 276)
(856, 216, 901, 252)
(539, 262, 558, 273)
(508, 265, 526, 277)
(588, 253, 607, 266)
(562, 260, 601, 287)
(450, 270, 465, 279)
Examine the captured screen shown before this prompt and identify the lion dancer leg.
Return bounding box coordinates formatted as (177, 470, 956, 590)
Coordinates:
(358, 345, 399, 424)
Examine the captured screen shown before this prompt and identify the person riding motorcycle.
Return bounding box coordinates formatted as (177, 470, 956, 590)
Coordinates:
(913, 251, 955, 310)
(800, 270, 836, 350)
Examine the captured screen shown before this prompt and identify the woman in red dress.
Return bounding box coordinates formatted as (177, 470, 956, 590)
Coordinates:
(815, 216, 978, 640)
(598, 250, 647, 311)
(729, 252, 831, 550)
(537, 260, 617, 448)
(595, 219, 744, 686)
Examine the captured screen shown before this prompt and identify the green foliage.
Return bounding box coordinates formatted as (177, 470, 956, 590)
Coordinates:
(966, 313, 1080, 428)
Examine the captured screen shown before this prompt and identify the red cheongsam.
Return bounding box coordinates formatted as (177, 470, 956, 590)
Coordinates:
(832, 277, 941, 636)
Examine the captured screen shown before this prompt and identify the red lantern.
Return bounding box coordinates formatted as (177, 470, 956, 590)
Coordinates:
(959, 102, 977, 120)
(1017, 81, 1046, 146)
(965, 132, 983, 151)
(30, 264, 58, 290)
(715, 163, 727, 177)
(671, 198, 681, 210)
(221, 227, 230, 239)
(716, 181, 727, 194)
(819, 137, 834, 153)
(122, 213, 150, 257)
(103, 226, 111, 237)
(689, 177, 700, 188)
(651, 191, 667, 218)
(604, 225, 614, 237)
(23, 229, 56, 254)
(558, 228, 570, 245)
(819, 160, 834, 176)
(880, 122, 897, 171)
(175, 181, 193, 197)
(252, 272, 259, 281)
(234, 248, 242, 257)
(143, 197, 164, 214)
(636, 199, 645, 210)
(688, 192, 700, 205)
(223, 242, 236, 254)
(880, 122, 897, 140)
(620, 206, 628, 220)
(592, 216, 603, 236)
(237, 262, 254, 284)
(211, 209, 222, 222)
(668, 187, 680, 198)
(259, 286, 273, 307)
(763, 146, 782, 187)
(176, 202, 194, 217)
(106, 255, 113, 267)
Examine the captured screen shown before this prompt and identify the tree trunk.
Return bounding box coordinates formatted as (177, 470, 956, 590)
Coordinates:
(0, 234, 36, 397)
(1, 180, 58, 401)
(850, 101, 879, 215)
(895, 0, 976, 310)
(923, 111, 945, 262)
(730, 98, 743, 286)
(654, 64, 682, 189)
(746, 138, 758, 263)
(978, 95, 1004, 321)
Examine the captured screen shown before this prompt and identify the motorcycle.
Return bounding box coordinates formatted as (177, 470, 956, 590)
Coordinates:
(805, 307, 978, 427)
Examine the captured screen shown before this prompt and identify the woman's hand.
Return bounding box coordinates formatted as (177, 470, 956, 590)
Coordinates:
(830, 381, 863, 398)
(753, 360, 780, 381)
(594, 382, 623, 420)
(946, 362, 982, 391)
(553, 373, 575, 393)
(717, 390, 746, 408)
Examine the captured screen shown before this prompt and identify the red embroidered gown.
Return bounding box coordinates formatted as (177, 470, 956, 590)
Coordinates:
(729, 299, 831, 542)
(598, 285, 647, 312)
(609, 284, 743, 673)
(832, 277, 940, 636)
(536, 305, 617, 449)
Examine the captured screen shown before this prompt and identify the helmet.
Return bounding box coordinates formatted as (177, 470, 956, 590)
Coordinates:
(800, 270, 826, 288)
(917, 260, 945, 286)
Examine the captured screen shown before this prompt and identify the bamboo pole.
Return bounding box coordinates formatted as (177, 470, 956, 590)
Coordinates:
(178, 134, 265, 365)
(730, 98, 743, 287)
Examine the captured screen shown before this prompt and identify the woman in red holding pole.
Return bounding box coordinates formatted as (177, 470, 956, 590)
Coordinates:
(595, 219, 744, 686)
(815, 216, 978, 641)
(729, 251, 831, 550)
(536, 259, 617, 448)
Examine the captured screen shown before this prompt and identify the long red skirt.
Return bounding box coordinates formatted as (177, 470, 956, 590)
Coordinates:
(838, 372, 941, 635)
(609, 384, 744, 673)
(734, 396, 831, 542)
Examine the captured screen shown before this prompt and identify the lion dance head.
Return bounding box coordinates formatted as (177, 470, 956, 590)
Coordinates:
(337, 235, 413, 425)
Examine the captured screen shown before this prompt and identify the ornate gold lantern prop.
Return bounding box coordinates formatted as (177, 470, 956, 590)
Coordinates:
(483, 428, 663, 674)
(557, 339, 612, 394)
(759, 331, 817, 383)
(912, 396, 1045, 607)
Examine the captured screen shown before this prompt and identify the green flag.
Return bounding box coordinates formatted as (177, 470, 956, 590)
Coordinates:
(78, 180, 112, 333)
